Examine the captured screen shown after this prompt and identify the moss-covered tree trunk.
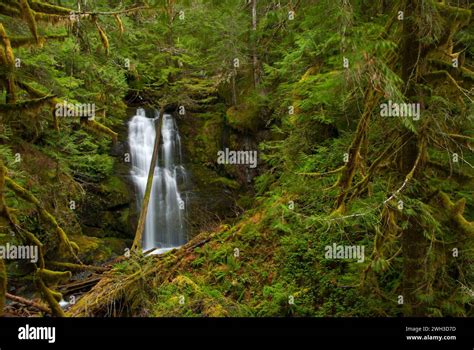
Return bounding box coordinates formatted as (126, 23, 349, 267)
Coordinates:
(251, 0, 259, 87)
(0, 258, 6, 316)
(399, 0, 427, 316)
(0, 161, 6, 316)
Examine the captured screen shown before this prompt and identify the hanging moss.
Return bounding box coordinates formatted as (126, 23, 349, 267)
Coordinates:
(95, 20, 110, 55)
(16, 81, 119, 138)
(114, 14, 124, 35)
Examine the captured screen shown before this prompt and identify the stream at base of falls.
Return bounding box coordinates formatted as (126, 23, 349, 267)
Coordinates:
(128, 108, 188, 254)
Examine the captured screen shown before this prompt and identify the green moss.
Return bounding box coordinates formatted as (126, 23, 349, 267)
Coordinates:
(209, 176, 240, 190)
(36, 268, 71, 284)
(70, 234, 128, 264)
(102, 176, 129, 197)
(226, 104, 261, 132)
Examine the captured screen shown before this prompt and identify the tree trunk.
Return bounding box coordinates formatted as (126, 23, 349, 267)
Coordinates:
(399, 0, 426, 316)
(232, 69, 237, 105)
(0, 259, 6, 316)
(251, 0, 259, 87)
(0, 161, 6, 316)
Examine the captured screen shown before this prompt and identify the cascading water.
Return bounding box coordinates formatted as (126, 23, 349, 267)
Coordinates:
(128, 108, 187, 253)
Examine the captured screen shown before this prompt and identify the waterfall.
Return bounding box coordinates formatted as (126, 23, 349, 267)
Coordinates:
(128, 108, 187, 253)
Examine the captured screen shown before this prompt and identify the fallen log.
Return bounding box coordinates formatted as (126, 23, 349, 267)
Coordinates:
(47, 261, 109, 273)
(59, 275, 102, 294)
(68, 230, 218, 316)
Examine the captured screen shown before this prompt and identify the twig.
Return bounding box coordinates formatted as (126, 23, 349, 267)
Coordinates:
(6, 292, 51, 314)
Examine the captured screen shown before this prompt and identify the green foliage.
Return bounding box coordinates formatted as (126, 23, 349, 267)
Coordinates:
(1, 0, 473, 319)
(41, 129, 114, 182)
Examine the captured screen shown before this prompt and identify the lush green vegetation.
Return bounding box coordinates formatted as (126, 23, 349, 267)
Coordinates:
(0, 0, 473, 317)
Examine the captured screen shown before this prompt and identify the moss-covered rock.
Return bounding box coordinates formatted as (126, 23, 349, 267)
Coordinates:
(226, 104, 261, 132)
(78, 174, 132, 239)
(70, 234, 129, 265)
